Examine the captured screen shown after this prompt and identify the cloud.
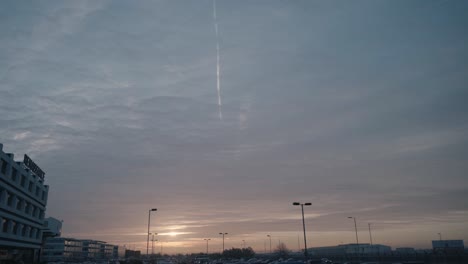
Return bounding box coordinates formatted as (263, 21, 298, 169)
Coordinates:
(1, 0, 467, 253)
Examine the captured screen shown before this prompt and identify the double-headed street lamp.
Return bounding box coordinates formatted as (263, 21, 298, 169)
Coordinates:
(219, 232, 228, 252)
(204, 238, 211, 254)
(293, 202, 312, 259)
(267, 235, 272, 253)
(147, 208, 157, 255)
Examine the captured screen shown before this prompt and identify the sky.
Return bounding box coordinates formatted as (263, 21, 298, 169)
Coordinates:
(1, 0, 468, 254)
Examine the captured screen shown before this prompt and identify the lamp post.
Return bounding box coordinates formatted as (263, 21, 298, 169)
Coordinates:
(368, 223, 373, 245)
(293, 202, 312, 259)
(438, 233, 442, 241)
(267, 235, 272, 253)
(204, 239, 211, 254)
(219, 233, 228, 252)
(147, 208, 157, 255)
(348, 217, 359, 258)
(242, 240, 246, 248)
(348, 217, 359, 245)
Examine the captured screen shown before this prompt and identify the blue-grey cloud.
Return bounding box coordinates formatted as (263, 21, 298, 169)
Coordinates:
(1, 0, 468, 252)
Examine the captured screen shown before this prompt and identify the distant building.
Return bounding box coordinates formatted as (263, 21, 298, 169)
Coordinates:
(125, 249, 141, 259)
(395, 247, 416, 254)
(42, 217, 62, 238)
(0, 144, 50, 263)
(432, 240, 464, 254)
(310, 243, 391, 256)
(41, 237, 118, 262)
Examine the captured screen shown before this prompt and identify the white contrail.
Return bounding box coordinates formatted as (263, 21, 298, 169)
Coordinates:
(213, 0, 223, 120)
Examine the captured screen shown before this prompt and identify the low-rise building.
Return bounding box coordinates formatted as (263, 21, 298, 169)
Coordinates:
(310, 243, 392, 257)
(432, 240, 464, 254)
(395, 247, 416, 254)
(41, 237, 118, 262)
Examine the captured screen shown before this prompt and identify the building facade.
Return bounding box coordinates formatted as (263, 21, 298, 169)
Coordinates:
(0, 143, 49, 262)
(42, 237, 118, 262)
(310, 243, 392, 257)
(432, 240, 465, 254)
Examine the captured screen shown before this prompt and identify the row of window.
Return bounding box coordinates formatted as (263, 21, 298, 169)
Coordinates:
(1, 217, 41, 240)
(0, 188, 45, 220)
(0, 158, 47, 202)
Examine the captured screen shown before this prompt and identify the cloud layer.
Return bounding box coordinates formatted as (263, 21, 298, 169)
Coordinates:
(1, 0, 468, 253)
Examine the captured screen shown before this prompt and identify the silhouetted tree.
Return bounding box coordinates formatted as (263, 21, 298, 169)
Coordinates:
(275, 242, 290, 258)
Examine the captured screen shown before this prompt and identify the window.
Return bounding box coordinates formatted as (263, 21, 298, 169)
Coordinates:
(21, 225, 27, 236)
(35, 186, 40, 196)
(32, 205, 37, 217)
(1, 159, 7, 175)
(2, 219, 8, 233)
(25, 202, 30, 214)
(12, 221, 17, 235)
(6, 192, 13, 207)
(20, 175, 26, 187)
(11, 167, 17, 181)
(42, 190, 46, 200)
(16, 198, 23, 210)
(28, 181, 33, 192)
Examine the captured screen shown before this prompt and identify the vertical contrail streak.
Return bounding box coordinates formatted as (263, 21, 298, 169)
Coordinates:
(213, 0, 223, 120)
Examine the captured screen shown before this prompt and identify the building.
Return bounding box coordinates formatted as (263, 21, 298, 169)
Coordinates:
(310, 243, 392, 257)
(125, 249, 141, 259)
(0, 144, 49, 263)
(42, 217, 62, 238)
(41, 237, 118, 262)
(395, 247, 416, 254)
(432, 240, 464, 254)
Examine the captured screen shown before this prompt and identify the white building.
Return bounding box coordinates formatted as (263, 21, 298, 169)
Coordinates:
(42, 237, 119, 262)
(310, 243, 392, 256)
(0, 143, 49, 262)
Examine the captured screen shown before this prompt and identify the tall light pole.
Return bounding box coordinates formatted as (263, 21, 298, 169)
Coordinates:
(219, 233, 228, 252)
(147, 208, 157, 255)
(348, 217, 359, 256)
(293, 202, 312, 259)
(368, 223, 373, 245)
(267, 235, 272, 253)
(204, 239, 211, 254)
(242, 240, 246, 248)
(438, 233, 442, 241)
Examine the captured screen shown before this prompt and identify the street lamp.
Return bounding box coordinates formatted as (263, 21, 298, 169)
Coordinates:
(147, 208, 157, 255)
(293, 202, 312, 259)
(219, 232, 228, 252)
(368, 223, 373, 245)
(267, 235, 272, 253)
(204, 238, 211, 254)
(242, 240, 246, 248)
(348, 217, 359, 245)
(438, 233, 442, 241)
(348, 217, 359, 257)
